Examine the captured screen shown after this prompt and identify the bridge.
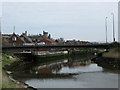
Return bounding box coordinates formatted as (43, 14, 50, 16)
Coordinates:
(2, 44, 109, 52)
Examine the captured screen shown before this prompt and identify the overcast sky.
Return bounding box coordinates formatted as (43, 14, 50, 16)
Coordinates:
(1, 2, 118, 42)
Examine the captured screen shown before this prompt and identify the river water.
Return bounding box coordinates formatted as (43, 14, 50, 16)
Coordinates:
(15, 55, 119, 88)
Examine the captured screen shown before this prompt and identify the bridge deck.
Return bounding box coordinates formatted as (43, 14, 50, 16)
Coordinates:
(2, 44, 109, 49)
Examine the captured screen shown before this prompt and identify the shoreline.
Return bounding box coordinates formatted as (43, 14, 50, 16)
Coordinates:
(2, 53, 35, 89)
(91, 47, 120, 70)
(92, 57, 120, 70)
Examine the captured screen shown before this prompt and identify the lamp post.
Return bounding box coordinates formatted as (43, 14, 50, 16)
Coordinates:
(105, 17, 108, 43)
(13, 26, 15, 33)
(111, 13, 115, 42)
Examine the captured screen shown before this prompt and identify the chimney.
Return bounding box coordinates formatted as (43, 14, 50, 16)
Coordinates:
(48, 34, 51, 39)
(43, 31, 45, 35)
(25, 31, 27, 36)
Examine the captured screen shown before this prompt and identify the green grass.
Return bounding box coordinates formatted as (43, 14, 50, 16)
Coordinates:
(2, 53, 15, 67)
(2, 59, 14, 67)
(2, 53, 13, 58)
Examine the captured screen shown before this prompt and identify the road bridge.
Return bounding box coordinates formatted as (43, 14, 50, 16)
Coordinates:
(2, 44, 109, 53)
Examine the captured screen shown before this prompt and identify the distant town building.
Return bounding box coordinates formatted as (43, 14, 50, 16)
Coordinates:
(20, 31, 33, 43)
(65, 40, 91, 45)
(2, 31, 34, 46)
(55, 38, 65, 45)
(2, 30, 92, 46)
(29, 31, 52, 41)
(9, 32, 25, 46)
(37, 38, 56, 45)
(29, 31, 57, 45)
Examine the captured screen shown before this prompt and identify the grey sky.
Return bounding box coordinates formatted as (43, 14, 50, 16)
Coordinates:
(2, 2, 118, 42)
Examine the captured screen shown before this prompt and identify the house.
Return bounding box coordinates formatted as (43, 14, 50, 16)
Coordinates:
(37, 38, 56, 45)
(55, 38, 65, 45)
(9, 32, 26, 46)
(65, 40, 91, 45)
(2, 31, 34, 46)
(29, 31, 51, 41)
(20, 32, 34, 45)
(28, 31, 57, 45)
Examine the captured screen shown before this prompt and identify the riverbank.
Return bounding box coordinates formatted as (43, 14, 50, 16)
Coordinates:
(2, 53, 26, 88)
(102, 47, 120, 58)
(92, 47, 120, 70)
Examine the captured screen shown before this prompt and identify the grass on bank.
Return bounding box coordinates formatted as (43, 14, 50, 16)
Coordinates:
(103, 47, 120, 58)
(2, 53, 23, 88)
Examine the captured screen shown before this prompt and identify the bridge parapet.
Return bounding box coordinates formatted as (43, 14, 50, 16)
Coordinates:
(2, 44, 110, 53)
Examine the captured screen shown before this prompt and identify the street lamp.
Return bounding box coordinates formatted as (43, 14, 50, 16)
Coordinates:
(111, 13, 115, 42)
(13, 26, 16, 33)
(105, 17, 108, 43)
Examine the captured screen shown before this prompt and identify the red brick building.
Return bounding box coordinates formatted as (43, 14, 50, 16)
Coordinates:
(9, 32, 25, 46)
(2, 32, 33, 46)
(37, 38, 56, 45)
(20, 33, 33, 43)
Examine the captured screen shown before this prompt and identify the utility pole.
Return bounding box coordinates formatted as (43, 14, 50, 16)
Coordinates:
(111, 13, 115, 42)
(105, 17, 108, 43)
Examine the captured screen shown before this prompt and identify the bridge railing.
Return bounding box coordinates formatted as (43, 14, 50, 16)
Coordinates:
(2, 44, 110, 49)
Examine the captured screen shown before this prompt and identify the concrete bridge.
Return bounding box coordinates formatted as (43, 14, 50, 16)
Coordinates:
(2, 44, 109, 53)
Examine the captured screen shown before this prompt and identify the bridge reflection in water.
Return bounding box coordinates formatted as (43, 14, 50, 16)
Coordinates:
(11, 54, 118, 88)
(12, 54, 100, 79)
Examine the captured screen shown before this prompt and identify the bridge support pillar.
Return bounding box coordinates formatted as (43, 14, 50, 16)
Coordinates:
(67, 49, 74, 55)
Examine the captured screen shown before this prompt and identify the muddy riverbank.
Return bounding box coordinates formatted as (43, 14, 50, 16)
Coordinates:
(1, 53, 36, 89)
(92, 57, 120, 70)
(92, 47, 120, 70)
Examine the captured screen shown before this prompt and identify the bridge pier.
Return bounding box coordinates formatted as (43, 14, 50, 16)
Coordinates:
(67, 49, 74, 55)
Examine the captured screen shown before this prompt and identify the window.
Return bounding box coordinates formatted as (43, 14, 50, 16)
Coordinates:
(12, 36, 17, 41)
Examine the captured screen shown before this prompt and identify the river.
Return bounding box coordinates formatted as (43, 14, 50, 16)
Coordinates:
(13, 54, 119, 88)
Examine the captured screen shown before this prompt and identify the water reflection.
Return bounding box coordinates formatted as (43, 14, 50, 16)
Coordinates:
(12, 54, 118, 88)
(13, 54, 102, 80)
(29, 55, 103, 75)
